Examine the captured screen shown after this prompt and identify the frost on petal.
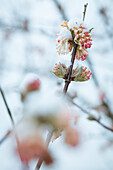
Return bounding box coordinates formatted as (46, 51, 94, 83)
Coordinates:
(16, 133, 53, 165)
(65, 126, 79, 147)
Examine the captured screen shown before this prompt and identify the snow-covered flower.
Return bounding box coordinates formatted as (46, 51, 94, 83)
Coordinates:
(56, 19, 93, 61)
(56, 27, 73, 55)
(72, 66, 92, 81)
(20, 73, 40, 101)
(15, 118, 53, 166)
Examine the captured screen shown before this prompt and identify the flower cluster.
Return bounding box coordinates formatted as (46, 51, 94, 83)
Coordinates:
(56, 19, 93, 61)
(72, 66, 92, 81)
(52, 63, 67, 78)
(52, 64, 92, 81)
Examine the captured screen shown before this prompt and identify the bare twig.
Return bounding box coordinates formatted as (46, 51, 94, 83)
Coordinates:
(0, 87, 14, 125)
(53, 0, 67, 20)
(36, 130, 53, 170)
(36, 130, 53, 169)
(83, 3, 88, 21)
(0, 130, 12, 145)
(63, 43, 78, 93)
(71, 100, 113, 132)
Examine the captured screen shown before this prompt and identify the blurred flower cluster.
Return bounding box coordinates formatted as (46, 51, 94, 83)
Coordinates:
(14, 74, 79, 167)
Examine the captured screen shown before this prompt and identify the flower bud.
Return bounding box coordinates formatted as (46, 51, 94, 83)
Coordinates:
(20, 74, 40, 101)
(52, 63, 67, 78)
(72, 66, 92, 81)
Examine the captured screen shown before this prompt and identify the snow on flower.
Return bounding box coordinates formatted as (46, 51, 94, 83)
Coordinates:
(16, 133, 53, 165)
(56, 27, 72, 55)
(64, 126, 79, 147)
(20, 73, 40, 101)
(15, 117, 53, 166)
(56, 19, 93, 61)
(51, 108, 79, 147)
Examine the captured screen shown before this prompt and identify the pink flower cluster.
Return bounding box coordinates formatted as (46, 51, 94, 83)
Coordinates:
(81, 66, 92, 80)
(75, 26, 92, 61)
(73, 66, 92, 81)
(56, 20, 93, 61)
(52, 63, 67, 78)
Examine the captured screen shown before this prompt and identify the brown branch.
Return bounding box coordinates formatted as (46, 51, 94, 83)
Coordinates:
(53, 0, 67, 20)
(83, 3, 88, 21)
(71, 101, 113, 132)
(0, 87, 14, 125)
(35, 130, 53, 170)
(36, 130, 53, 169)
(0, 130, 11, 145)
(63, 43, 78, 93)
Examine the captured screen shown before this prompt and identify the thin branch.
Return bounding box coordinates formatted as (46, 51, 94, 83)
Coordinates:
(63, 43, 78, 93)
(83, 3, 88, 21)
(0, 87, 14, 125)
(36, 129, 53, 170)
(53, 0, 68, 20)
(0, 131, 11, 145)
(71, 100, 113, 132)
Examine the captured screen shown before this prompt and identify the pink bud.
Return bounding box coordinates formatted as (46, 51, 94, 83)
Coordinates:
(58, 40, 60, 43)
(84, 44, 88, 49)
(76, 35, 79, 39)
(82, 34, 85, 38)
(83, 38, 87, 42)
(79, 40, 82, 44)
(27, 79, 40, 92)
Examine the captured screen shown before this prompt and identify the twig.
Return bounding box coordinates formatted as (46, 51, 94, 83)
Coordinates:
(0, 130, 11, 145)
(83, 3, 88, 21)
(53, 0, 113, 123)
(63, 42, 78, 93)
(53, 0, 67, 20)
(71, 100, 113, 132)
(0, 87, 14, 125)
(35, 130, 54, 170)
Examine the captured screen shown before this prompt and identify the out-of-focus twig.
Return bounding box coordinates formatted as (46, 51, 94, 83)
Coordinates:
(0, 130, 12, 145)
(53, 0, 68, 20)
(71, 100, 113, 132)
(36, 129, 53, 170)
(0, 87, 14, 125)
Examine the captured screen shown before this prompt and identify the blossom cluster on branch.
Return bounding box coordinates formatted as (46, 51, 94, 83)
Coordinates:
(53, 19, 93, 81)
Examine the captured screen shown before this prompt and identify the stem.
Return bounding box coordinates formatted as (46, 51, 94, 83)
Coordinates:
(0, 131, 11, 145)
(0, 87, 14, 125)
(71, 100, 113, 132)
(35, 130, 53, 170)
(83, 3, 88, 21)
(63, 43, 78, 93)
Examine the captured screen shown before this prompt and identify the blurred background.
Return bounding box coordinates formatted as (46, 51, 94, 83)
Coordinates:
(0, 0, 113, 169)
